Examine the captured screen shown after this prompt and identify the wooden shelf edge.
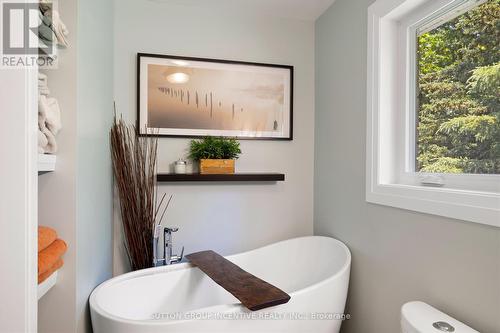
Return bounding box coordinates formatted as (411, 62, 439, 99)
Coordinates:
(157, 173, 285, 182)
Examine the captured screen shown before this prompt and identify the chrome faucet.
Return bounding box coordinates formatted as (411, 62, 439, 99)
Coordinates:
(153, 226, 184, 267)
(164, 227, 184, 264)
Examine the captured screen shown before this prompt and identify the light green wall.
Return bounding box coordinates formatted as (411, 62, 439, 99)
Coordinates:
(314, 0, 500, 332)
(76, 0, 114, 332)
(112, 0, 315, 275)
(38, 0, 114, 331)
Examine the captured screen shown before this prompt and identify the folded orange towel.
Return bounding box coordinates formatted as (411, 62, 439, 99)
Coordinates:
(38, 239, 67, 275)
(38, 258, 63, 284)
(38, 226, 57, 252)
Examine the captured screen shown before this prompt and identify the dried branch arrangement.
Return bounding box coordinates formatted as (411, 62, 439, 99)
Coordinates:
(110, 115, 170, 271)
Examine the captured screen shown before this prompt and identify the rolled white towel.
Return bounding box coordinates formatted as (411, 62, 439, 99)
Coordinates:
(38, 73, 50, 96)
(39, 95, 62, 135)
(45, 97, 62, 135)
(39, 95, 48, 121)
(38, 96, 47, 127)
(38, 72, 48, 85)
(43, 10, 69, 47)
(38, 130, 48, 154)
(39, 87, 51, 96)
(39, 125, 57, 154)
(39, 0, 51, 13)
(38, 95, 61, 154)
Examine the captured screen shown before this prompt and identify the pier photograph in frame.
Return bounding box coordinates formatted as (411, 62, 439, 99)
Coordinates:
(138, 53, 293, 140)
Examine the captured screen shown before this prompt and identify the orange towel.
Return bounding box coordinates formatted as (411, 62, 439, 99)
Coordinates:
(38, 226, 57, 252)
(38, 258, 63, 284)
(38, 239, 67, 275)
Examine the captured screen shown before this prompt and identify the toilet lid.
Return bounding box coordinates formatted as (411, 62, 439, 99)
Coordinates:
(401, 302, 479, 333)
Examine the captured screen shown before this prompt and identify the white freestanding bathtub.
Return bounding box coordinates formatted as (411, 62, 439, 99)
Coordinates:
(90, 236, 351, 333)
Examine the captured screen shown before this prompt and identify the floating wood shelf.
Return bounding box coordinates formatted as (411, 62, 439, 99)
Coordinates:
(157, 173, 285, 182)
(186, 250, 290, 311)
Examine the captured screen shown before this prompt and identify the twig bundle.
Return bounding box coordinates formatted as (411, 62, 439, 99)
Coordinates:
(110, 115, 168, 270)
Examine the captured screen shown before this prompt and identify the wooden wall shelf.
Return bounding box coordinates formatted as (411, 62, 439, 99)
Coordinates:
(157, 173, 285, 182)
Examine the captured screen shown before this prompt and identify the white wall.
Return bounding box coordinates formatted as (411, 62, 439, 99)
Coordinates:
(0, 65, 37, 333)
(314, 0, 500, 332)
(113, 0, 315, 274)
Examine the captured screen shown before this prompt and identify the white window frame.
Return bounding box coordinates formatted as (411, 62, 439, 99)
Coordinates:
(366, 0, 500, 227)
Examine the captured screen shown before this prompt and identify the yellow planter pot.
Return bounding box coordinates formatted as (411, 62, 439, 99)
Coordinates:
(199, 159, 235, 174)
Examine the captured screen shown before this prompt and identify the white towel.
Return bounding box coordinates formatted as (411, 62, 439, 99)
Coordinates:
(38, 72, 50, 96)
(39, 0, 51, 13)
(38, 98, 47, 128)
(38, 95, 61, 154)
(38, 72, 48, 85)
(39, 0, 70, 47)
(38, 118, 57, 154)
(43, 10, 69, 47)
(38, 130, 48, 154)
(39, 126, 57, 154)
(39, 95, 62, 135)
(39, 87, 51, 96)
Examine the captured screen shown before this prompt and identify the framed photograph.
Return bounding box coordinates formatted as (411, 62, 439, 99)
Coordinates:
(137, 53, 293, 140)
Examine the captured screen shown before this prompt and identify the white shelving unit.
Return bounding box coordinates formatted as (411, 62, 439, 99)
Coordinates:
(38, 271, 58, 300)
(38, 154, 58, 297)
(38, 154, 56, 173)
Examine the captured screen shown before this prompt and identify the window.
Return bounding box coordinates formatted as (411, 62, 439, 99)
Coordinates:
(366, 0, 500, 227)
(415, 0, 499, 176)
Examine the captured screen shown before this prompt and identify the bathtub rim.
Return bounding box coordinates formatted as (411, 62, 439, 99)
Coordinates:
(89, 236, 351, 326)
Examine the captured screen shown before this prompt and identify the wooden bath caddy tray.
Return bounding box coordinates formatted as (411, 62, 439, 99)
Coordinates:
(186, 250, 291, 311)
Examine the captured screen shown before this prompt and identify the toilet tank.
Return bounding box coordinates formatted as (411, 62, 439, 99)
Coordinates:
(401, 301, 479, 333)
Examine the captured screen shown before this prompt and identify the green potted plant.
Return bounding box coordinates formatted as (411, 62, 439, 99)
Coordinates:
(188, 137, 241, 174)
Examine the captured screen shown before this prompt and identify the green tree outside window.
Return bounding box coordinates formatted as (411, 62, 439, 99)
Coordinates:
(417, 0, 500, 174)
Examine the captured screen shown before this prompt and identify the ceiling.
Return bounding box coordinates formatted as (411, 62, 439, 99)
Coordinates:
(147, 0, 337, 21)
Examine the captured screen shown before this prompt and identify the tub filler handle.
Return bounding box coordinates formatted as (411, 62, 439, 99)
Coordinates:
(153, 226, 184, 267)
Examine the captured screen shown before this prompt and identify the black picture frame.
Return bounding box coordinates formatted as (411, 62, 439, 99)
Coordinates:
(137, 53, 293, 140)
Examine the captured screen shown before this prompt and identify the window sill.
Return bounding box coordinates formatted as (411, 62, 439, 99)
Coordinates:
(366, 183, 500, 227)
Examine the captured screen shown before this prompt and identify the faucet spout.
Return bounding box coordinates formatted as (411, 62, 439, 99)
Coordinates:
(153, 226, 184, 267)
(164, 227, 183, 265)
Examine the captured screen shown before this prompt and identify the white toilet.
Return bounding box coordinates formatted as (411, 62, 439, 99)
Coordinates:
(401, 301, 479, 333)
